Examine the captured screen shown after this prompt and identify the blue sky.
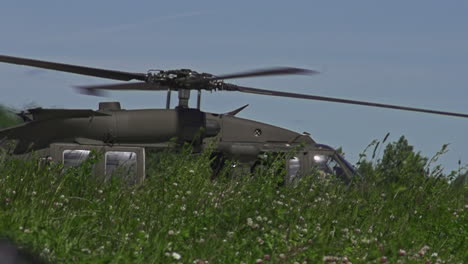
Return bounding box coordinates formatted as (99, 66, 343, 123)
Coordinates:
(1, 1, 467, 172)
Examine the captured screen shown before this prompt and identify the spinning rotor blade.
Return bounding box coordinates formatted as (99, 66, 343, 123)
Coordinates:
(0, 55, 147, 81)
(212, 67, 318, 80)
(226, 84, 468, 118)
(76, 82, 169, 96)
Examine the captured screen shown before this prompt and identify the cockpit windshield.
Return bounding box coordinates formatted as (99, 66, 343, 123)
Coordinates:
(312, 154, 346, 180)
(336, 153, 360, 177)
(312, 152, 361, 182)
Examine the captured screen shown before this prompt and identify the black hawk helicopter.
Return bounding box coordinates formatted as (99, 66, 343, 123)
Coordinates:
(0, 55, 467, 184)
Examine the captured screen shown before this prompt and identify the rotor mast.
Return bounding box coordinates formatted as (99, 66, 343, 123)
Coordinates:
(155, 69, 202, 109)
(177, 89, 191, 108)
(166, 89, 200, 109)
(166, 89, 201, 109)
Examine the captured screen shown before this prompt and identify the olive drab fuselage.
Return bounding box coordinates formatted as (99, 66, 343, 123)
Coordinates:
(0, 102, 357, 183)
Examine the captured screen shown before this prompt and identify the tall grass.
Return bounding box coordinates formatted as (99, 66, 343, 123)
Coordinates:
(0, 137, 466, 263)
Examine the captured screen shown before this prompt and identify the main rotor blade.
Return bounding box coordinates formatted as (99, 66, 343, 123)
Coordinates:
(75, 82, 169, 96)
(212, 67, 318, 80)
(227, 84, 468, 118)
(0, 55, 147, 81)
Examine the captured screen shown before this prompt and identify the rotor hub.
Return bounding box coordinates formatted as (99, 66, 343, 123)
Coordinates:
(145, 69, 223, 91)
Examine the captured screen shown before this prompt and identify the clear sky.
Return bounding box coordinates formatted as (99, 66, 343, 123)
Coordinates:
(1, 0, 467, 172)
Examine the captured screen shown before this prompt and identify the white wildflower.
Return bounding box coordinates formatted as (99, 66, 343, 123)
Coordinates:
(171, 252, 181, 260)
(418, 245, 430, 256)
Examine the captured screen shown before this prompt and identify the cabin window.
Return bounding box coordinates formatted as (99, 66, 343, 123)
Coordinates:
(105, 151, 137, 177)
(287, 156, 301, 181)
(63, 150, 91, 168)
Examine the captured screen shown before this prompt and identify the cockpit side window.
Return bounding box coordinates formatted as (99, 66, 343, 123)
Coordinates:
(287, 156, 301, 181)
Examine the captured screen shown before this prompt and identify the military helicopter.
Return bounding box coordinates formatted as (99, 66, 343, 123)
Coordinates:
(1, 55, 467, 184)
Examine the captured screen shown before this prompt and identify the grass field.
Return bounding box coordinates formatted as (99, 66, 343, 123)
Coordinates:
(0, 107, 466, 263)
(0, 138, 466, 264)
